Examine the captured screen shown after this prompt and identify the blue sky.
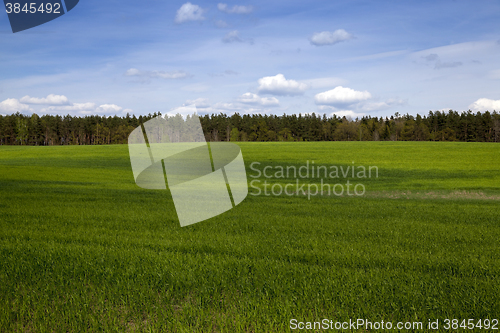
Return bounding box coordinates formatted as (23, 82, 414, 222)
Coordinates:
(1, 0, 499, 118)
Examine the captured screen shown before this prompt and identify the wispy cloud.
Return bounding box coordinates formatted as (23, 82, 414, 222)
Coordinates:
(419, 53, 463, 69)
(423, 53, 439, 62)
(301, 77, 346, 89)
(208, 70, 238, 77)
(185, 98, 211, 108)
(217, 3, 253, 14)
(222, 30, 242, 43)
(214, 20, 228, 28)
(222, 30, 253, 44)
(125, 68, 191, 80)
(434, 61, 462, 69)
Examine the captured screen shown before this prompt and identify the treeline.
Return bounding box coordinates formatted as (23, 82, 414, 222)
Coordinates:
(0, 110, 499, 145)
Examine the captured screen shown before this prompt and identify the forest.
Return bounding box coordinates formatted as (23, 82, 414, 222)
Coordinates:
(0, 110, 499, 145)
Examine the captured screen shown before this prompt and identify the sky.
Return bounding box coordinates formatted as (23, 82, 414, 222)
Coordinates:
(0, 0, 499, 119)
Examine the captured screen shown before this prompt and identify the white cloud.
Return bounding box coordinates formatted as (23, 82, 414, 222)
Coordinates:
(437, 108, 454, 112)
(0, 98, 32, 113)
(20, 94, 70, 105)
(177, 97, 278, 116)
(42, 102, 97, 113)
(222, 30, 242, 43)
(126, 68, 191, 79)
(238, 93, 279, 106)
(331, 110, 365, 118)
(469, 98, 500, 111)
(315, 86, 371, 105)
(211, 102, 241, 111)
(96, 104, 123, 113)
(166, 104, 198, 118)
(185, 98, 211, 108)
(356, 99, 407, 112)
(205, 102, 273, 115)
(175, 2, 205, 23)
(41, 102, 129, 116)
(178, 101, 242, 115)
(309, 29, 353, 46)
(125, 68, 141, 76)
(317, 106, 365, 118)
(217, 3, 253, 14)
(0, 96, 129, 116)
(260, 97, 280, 106)
(222, 30, 253, 44)
(258, 74, 308, 96)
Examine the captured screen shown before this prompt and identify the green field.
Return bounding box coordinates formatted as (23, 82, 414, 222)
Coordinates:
(1, 142, 499, 332)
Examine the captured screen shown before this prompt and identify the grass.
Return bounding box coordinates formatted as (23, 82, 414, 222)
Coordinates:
(0, 142, 499, 332)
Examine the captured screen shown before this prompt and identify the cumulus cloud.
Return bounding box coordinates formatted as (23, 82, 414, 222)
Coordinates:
(175, 2, 205, 23)
(217, 3, 253, 14)
(316, 88, 405, 115)
(20, 94, 70, 105)
(315, 86, 371, 105)
(469, 98, 500, 111)
(0, 98, 32, 113)
(97, 104, 123, 113)
(309, 29, 353, 46)
(257, 74, 308, 96)
(238, 93, 279, 106)
(126, 68, 191, 80)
